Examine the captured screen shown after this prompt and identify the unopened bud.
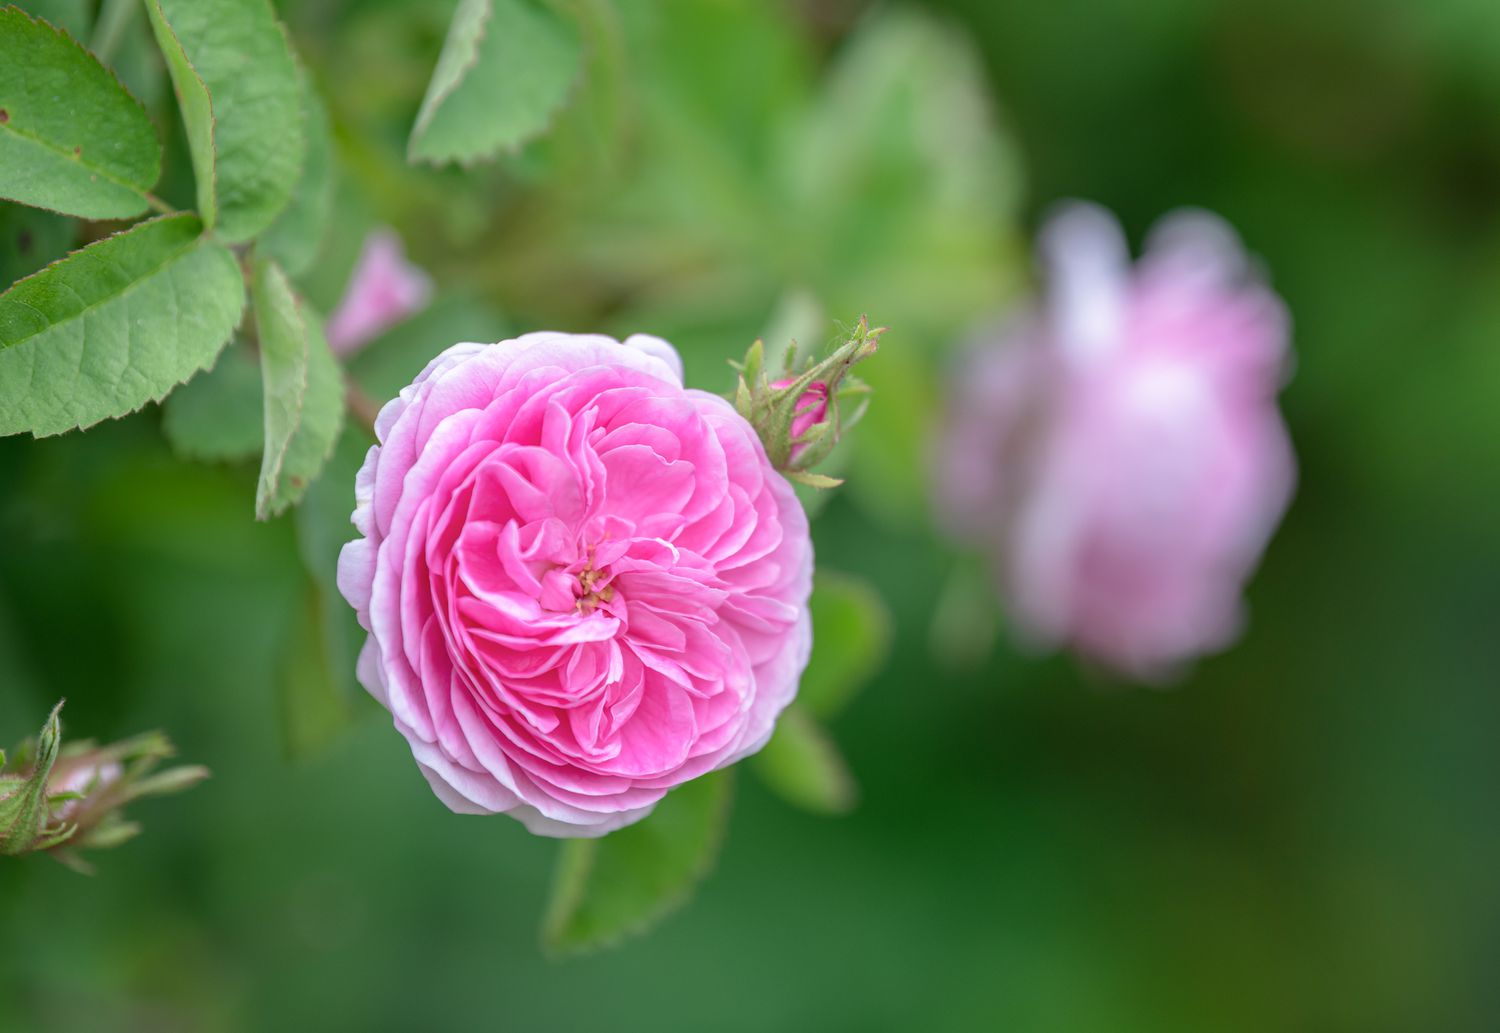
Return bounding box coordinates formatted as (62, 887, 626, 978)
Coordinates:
(0, 701, 208, 873)
(730, 315, 885, 484)
(770, 378, 831, 462)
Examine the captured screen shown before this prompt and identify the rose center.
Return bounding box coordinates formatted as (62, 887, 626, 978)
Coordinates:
(572, 542, 617, 615)
(575, 564, 615, 613)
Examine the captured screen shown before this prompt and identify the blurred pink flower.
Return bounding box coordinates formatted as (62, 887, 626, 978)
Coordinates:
(325, 230, 433, 356)
(771, 377, 831, 461)
(937, 204, 1295, 679)
(337, 333, 813, 836)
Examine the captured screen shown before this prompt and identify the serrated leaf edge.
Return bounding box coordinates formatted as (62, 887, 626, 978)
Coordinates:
(253, 258, 312, 518)
(142, 0, 218, 228)
(0, 214, 245, 438)
(408, 0, 585, 168)
(409, 0, 491, 157)
(0, 6, 162, 215)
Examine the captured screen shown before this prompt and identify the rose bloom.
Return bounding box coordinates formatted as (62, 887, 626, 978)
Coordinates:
(938, 204, 1295, 679)
(337, 333, 813, 836)
(326, 229, 433, 356)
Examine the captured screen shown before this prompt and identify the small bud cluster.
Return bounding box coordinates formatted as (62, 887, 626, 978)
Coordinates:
(0, 701, 208, 873)
(731, 315, 884, 487)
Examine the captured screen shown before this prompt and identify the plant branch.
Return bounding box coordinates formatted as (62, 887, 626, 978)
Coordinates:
(345, 377, 382, 437)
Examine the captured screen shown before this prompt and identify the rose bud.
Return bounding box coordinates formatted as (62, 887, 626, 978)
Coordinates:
(1, 701, 208, 871)
(732, 316, 882, 485)
(337, 333, 814, 836)
(326, 229, 433, 356)
(48, 756, 124, 820)
(770, 378, 830, 463)
(937, 204, 1295, 680)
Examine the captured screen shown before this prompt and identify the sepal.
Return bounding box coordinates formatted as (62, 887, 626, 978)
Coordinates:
(0, 701, 68, 857)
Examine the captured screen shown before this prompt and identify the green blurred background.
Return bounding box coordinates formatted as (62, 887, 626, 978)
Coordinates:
(3, 0, 1499, 1029)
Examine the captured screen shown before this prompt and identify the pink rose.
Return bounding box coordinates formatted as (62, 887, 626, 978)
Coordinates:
(938, 204, 1295, 679)
(326, 229, 433, 356)
(770, 378, 831, 461)
(337, 333, 813, 836)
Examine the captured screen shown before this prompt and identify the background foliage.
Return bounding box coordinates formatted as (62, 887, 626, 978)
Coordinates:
(2, 0, 1498, 1029)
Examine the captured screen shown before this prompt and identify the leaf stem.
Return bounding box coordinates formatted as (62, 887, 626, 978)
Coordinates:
(344, 377, 382, 437)
(144, 193, 175, 216)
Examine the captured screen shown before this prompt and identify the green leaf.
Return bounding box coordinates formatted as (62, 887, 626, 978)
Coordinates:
(20, 0, 90, 37)
(409, 0, 582, 165)
(798, 571, 893, 720)
(751, 705, 857, 815)
(0, 7, 161, 218)
(347, 294, 508, 403)
(0, 213, 245, 437)
(160, 342, 264, 462)
(259, 63, 334, 277)
(250, 256, 344, 518)
(0, 201, 72, 287)
(542, 770, 732, 957)
(277, 578, 351, 759)
(145, 0, 306, 241)
(253, 258, 310, 513)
